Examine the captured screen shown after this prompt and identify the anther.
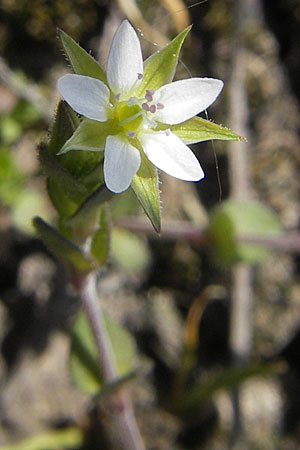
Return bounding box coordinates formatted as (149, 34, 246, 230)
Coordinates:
(157, 103, 164, 110)
(128, 131, 136, 137)
(142, 103, 150, 111)
(149, 105, 156, 113)
(115, 93, 120, 101)
(137, 73, 143, 80)
(145, 90, 154, 102)
(165, 128, 170, 136)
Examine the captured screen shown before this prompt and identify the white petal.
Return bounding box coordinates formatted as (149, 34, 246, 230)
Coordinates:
(57, 74, 110, 121)
(152, 78, 223, 125)
(104, 135, 141, 193)
(140, 130, 204, 181)
(106, 20, 143, 98)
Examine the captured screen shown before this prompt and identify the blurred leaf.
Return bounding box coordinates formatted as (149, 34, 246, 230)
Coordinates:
(174, 361, 282, 415)
(12, 190, 48, 234)
(0, 116, 21, 144)
(59, 29, 107, 83)
(0, 99, 41, 146)
(33, 217, 95, 274)
(111, 228, 151, 273)
(11, 99, 41, 127)
(0, 427, 83, 450)
(158, 116, 243, 144)
(208, 200, 282, 265)
(90, 207, 110, 266)
(0, 148, 24, 204)
(70, 310, 137, 394)
(131, 149, 161, 232)
(135, 26, 191, 95)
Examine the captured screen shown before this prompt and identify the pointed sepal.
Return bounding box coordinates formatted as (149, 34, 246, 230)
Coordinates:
(131, 149, 161, 232)
(135, 26, 191, 96)
(59, 29, 107, 83)
(157, 116, 243, 144)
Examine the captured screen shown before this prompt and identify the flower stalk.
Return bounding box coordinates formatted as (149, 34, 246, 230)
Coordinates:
(79, 272, 146, 450)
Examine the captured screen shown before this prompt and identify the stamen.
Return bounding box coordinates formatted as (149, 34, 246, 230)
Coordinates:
(127, 97, 136, 106)
(145, 90, 154, 102)
(128, 131, 136, 137)
(149, 104, 156, 113)
(137, 73, 143, 80)
(143, 117, 157, 129)
(115, 93, 120, 101)
(165, 128, 170, 136)
(142, 103, 150, 111)
(119, 110, 143, 126)
(157, 103, 164, 110)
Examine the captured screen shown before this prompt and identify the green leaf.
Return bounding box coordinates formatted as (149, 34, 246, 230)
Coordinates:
(111, 228, 151, 273)
(58, 118, 115, 154)
(12, 190, 48, 234)
(70, 310, 137, 394)
(38, 143, 87, 196)
(59, 29, 107, 83)
(158, 116, 243, 144)
(208, 200, 282, 266)
(0, 427, 83, 450)
(33, 217, 95, 274)
(135, 26, 191, 96)
(131, 149, 161, 232)
(90, 207, 110, 266)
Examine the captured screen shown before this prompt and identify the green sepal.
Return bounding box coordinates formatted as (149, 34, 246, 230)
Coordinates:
(48, 102, 104, 182)
(48, 101, 80, 158)
(58, 118, 115, 154)
(90, 207, 110, 266)
(131, 149, 161, 233)
(38, 143, 87, 197)
(135, 26, 191, 96)
(33, 216, 95, 275)
(157, 116, 243, 144)
(70, 310, 138, 394)
(208, 200, 282, 266)
(59, 29, 107, 83)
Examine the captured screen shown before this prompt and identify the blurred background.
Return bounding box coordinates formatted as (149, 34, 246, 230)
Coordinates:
(0, 0, 300, 449)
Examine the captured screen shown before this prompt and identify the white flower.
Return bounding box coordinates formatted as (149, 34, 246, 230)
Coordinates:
(57, 20, 223, 193)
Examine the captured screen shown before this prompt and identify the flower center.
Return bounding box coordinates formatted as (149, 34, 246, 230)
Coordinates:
(112, 88, 165, 138)
(115, 102, 143, 133)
